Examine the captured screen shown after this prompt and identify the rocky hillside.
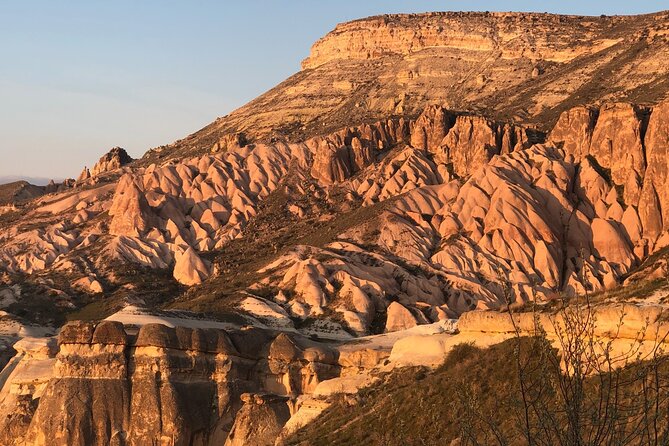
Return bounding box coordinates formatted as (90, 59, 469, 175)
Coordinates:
(285, 334, 669, 446)
(2, 10, 669, 446)
(0, 181, 45, 206)
(154, 11, 669, 161)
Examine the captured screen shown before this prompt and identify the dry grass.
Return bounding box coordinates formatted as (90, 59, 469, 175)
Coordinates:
(286, 337, 669, 446)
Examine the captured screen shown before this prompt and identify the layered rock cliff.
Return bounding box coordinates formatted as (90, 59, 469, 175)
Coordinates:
(153, 11, 669, 162)
(3, 9, 669, 445)
(0, 321, 347, 446)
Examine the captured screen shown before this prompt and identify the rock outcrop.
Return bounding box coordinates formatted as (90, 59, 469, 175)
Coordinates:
(173, 246, 211, 285)
(550, 99, 669, 250)
(108, 173, 157, 236)
(309, 118, 410, 184)
(411, 106, 536, 177)
(1, 98, 666, 341)
(91, 147, 133, 177)
(385, 302, 420, 332)
(0, 321, 345, 446)
(76, 167, 90, 184)
(302, 13, 625, 70)
(224, 393, 291, 446)
(1, 101, 660, 336)
(551, 103, 647, 203)
(639, 101, 669, 241)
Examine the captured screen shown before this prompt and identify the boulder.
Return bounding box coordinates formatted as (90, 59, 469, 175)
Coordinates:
(73, 276, 103, 294)
(91, 321, 127, 345)
(225, 393, 291, 446)
(58, 321, 95, 345)
(591, 218, 635, 273)
(134, 323, 179, 348)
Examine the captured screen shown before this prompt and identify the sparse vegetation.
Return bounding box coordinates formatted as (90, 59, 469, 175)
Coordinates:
(287, 286, 669, 446)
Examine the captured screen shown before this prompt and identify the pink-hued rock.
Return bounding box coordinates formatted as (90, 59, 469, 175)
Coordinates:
(591, 218, 635, 273)
(91, 147, 133, 177)
(639, 100, 669, 242)
(108, 174, 156, 237)
(385, 302, 420, 332)
(173, 247, 211, 286)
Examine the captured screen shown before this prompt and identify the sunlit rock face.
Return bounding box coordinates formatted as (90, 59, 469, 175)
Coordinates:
(91, 147, 134, 178)
(550, 99, 669, 251)
(3, 10, 669, 445)
(2, 98, 669, 338)
(301, 12, 625, 70)
(166, 10, 669, 156)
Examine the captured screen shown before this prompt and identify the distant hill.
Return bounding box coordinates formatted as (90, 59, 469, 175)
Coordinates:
(0, 180, 45, 205)
(0, 175, 59, 186)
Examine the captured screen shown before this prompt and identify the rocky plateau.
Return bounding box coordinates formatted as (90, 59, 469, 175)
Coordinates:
(2, 10, 669, 446)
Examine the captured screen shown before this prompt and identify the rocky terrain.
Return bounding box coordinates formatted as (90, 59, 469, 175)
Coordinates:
(2, 9, 669, 446)
(155, 10, 669, 161)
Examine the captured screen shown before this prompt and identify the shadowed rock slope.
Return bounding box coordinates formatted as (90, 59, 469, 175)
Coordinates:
(0, 321, 343, 446)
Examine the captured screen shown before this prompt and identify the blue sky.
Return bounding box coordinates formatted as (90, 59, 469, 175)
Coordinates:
(0, 1, 666, 181)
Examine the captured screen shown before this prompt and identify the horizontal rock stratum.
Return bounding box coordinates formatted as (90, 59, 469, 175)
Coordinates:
(303, 12, 627, 69)
(156, 10, 669, 161)
(3, 9, 669, 446)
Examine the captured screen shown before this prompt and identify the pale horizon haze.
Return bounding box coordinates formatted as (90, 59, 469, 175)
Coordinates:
(1, 1, 666, 183)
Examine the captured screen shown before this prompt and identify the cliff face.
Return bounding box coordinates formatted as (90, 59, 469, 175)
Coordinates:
(156, 11, 669, 162)
(550, 100, 669, 244)
(302, 12, 622, 69)
(3, 10, 669, 444)
(0, 321, 344, 446)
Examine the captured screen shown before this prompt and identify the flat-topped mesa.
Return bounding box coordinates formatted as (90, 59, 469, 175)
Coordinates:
(153, 10, 669, 160)
(302, 12, 631, 70)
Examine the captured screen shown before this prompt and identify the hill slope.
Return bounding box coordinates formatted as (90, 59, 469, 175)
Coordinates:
(155, 11, 669, 161)
(2, 10, 669, 446)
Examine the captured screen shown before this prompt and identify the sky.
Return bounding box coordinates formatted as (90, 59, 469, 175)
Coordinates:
(0, 1, 667, 183)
